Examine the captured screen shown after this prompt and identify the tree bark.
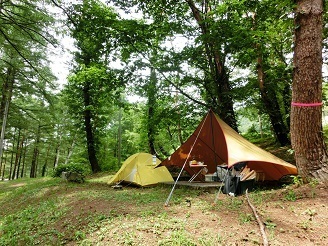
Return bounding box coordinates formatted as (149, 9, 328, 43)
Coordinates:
(8, 128, 16, 180)
(0, 143, 6, 180)
(257, 51, 290, 146)
(20, 138, 28, 178)
(30, 124, 41, 178)
(291, 0, 328, 182)
(0, 66, 14, 160)
(12, 128, 21, 180)
(0, 66, 14, 128)
(83, 81, 101, 173)
(64, 137, 75, 165)
(186, 0, 238, 131)
(42, 144, 51, 177)
(16, 134, 25, 179)
(147, 67, 157, 155)
(53, 130, 62, 168)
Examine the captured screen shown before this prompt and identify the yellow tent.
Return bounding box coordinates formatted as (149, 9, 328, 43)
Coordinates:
(109, 153, 174, 187)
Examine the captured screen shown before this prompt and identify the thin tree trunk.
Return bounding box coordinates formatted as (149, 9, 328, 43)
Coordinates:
(64, 138, 75, 165)
(291, 0, 328, 182)
(42, 144, 51, 177)
(0, 147, 2, 178)
(30, 125, 41, 178)
(20, 138, 28, 178)
(1, 144, 6, 181)
(83, 81, 101, 173)
(147, 67, 157, 155)
(258, 114, 263, 139)
(53, 131, 62, 169)
(8, 128, 16, 180)
(257, 51, 290, 146)
(53, 126, 63, 168)
(8, 148, 15, 180)
(12, 128, 21, 180)
(174, 90, 183, 145)
(0, 66, 14, 129)
(0, 99, 9, 161)
(16, 134, 25, 179)
(117, 108, 122, 165)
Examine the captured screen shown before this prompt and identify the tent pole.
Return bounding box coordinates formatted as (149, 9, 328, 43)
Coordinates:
(210, 111, 218, 166)
(164, 113, 209, 206)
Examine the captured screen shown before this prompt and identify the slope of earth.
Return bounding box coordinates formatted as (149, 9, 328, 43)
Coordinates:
(0, 176, 327, 246)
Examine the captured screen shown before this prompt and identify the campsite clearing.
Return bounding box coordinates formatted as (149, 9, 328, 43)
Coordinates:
(0, 175, 327, 246)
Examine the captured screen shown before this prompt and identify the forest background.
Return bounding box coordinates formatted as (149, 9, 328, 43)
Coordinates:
(0, 0, 327, 182)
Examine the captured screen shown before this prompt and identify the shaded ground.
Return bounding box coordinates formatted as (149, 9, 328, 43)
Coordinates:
(80, 182, 327, 246)
(0, 176, 326, 246)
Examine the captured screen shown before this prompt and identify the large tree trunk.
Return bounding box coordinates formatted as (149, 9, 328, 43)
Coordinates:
(83, 81, 101, 173)
(291, 0, 328, 182)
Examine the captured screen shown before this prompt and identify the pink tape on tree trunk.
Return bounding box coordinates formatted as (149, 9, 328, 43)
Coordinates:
(291, 102, 323, 107)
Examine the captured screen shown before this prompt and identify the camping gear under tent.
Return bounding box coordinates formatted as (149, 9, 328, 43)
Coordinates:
(109, 153, 174, 187)
(159, 110, 298, 182)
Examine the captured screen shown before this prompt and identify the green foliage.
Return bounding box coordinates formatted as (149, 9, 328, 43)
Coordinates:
(239, 213, 254, 224)
(0, 200, 66, 245)
(52, 162, 91, 178)
(291, 175, 304, 187)
(243, 124, 261, 138)
(284, 190, 297, 202)
(264, 219, 277, 230)
(158, 230, 197, 246)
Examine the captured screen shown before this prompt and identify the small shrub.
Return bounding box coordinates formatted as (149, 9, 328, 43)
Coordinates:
(291, 175, 303, 186)
(309, 178, 319, 188)
(284, 190, 297, 201)
(264, 218, 277, 230)
(52, 163, 91, 178)
(239, 213, 254, 224)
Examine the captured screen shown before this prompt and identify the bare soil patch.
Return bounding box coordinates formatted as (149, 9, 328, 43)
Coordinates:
(62, 182, 327, 245)
(1, 177, 327, 246)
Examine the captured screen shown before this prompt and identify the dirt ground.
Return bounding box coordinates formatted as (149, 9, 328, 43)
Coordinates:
(1, 176, 327, 246)
(61, 181, 327, 246)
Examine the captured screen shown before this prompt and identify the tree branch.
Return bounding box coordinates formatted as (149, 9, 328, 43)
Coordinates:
(245, 189, 269, 246)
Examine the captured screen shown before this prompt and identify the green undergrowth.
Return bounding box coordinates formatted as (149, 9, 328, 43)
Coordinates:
(0, 174, 309, 246)
(0, 177, 205, 245)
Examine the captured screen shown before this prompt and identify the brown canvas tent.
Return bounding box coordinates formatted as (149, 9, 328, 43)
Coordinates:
(160, 110, 297, 181)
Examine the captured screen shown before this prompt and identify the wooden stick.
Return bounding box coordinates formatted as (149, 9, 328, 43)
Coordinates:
(241, 170, 255, 181)
(245, 189, 269, 246)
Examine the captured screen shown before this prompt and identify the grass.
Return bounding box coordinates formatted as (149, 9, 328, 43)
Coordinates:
(0, 177, 207, 245)
(0, 177, 226, 245)
(0, 175, 326, 246)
